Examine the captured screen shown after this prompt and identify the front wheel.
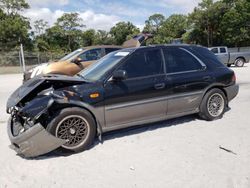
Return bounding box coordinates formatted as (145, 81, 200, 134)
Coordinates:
(234, 58, 245, 67)
(199, 88, 227, 121)
(47, 107, 96, 153)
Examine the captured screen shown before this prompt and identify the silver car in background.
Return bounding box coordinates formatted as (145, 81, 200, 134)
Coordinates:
(209, 46, 250, 67)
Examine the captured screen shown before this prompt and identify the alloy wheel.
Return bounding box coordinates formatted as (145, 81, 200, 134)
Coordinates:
(235, 59, 244, 67)
(207, 93, 225, 117)
(55, 115, 90, 150)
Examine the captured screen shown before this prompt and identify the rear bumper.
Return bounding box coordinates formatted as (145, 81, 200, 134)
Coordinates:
(224, 84, 239, 102)
(8, 118, 66, 158)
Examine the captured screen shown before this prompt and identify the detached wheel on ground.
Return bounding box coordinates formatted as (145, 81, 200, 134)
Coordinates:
(47, 107, 96, 153)
(234, 58, 245, 67)
(199, 88, 227, 121)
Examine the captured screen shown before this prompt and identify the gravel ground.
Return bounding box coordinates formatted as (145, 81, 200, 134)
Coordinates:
(0, 65, 250, 188)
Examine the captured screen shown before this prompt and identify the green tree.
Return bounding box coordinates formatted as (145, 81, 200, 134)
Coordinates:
(220, 0, 250, 47)
(81, 29, 95, 46)
(44, 25, 68, 52)
(0, 0, 31, 50)
(156, 14, 187, 44)
(55, 13, 85, 51)
(35, 38, 50, 52)
(143, 13, 165, 34)
(34, 19, 48, 36)
(33, 19, 49, 51)
(110, 22, 140, 45)
(94, 30, 114, 45)
(187, 0, 220, 46)
(0, 0, 29, 15)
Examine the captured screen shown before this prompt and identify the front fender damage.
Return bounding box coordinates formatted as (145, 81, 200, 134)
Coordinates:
(8, 120, 66, 158)
(6, 76, 89, 158)
(8, 86, 102, 157)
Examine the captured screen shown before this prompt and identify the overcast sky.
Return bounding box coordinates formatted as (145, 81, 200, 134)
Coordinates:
(24, 0, 202, 31)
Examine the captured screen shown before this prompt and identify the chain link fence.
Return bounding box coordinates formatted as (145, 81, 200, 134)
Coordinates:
(0, 51, 65, 74)
(0, 51, 64, 67)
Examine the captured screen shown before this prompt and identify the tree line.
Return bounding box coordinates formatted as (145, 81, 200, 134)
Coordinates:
(0, 0, 249, 54)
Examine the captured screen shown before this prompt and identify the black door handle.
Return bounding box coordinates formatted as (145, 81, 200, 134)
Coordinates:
(154, 83, 165, 90)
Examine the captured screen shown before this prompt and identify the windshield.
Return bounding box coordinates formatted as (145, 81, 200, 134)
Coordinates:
(78, 50, 132, 81)
(60, 48, 84, 61)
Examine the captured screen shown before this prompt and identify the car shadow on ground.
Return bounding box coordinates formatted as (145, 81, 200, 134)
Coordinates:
(28, 114, 198, 160)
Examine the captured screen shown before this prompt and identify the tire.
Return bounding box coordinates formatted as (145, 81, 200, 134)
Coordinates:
(199, 88, 227, 121)
(227, 64, 231, 67)
(47, 107, 96, 153)
(234, 58, 245, 67)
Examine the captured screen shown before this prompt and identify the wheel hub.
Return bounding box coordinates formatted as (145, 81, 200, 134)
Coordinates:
(69, 128, 76, 135)
(212, 103, 218, 108)
(207, 93, 225, 117)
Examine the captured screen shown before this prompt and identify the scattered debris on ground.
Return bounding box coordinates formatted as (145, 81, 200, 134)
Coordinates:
(219, 146, 237, 155)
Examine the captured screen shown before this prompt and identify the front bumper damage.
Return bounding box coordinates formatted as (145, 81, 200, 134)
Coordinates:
(8, 118, 66, 158)
(7, 93, 69, 158)
(6, 75, 88, 157)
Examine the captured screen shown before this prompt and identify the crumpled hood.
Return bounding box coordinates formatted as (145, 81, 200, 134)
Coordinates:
(6, 75, 85, 111)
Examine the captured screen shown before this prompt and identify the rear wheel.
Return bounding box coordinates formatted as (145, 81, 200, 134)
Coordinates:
(47, 107, 96, 153)
(234, 58, 245, 67)
(199, 88, 227, 121)
(227, 64, 231, 67)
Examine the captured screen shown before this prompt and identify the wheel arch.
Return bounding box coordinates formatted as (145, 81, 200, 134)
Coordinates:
(48, 101, 104, 138)
(198, 85, 228, 121)
(235, 56, 246, 63)
(200, 85, 228, 107)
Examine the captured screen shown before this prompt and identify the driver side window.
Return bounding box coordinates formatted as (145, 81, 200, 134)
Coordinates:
(119, 49, 164, 79)
(78, 49, 102, 61)
(211, 48, 218, 54)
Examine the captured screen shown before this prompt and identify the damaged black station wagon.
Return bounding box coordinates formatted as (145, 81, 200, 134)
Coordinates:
(7, 45, 239, 157)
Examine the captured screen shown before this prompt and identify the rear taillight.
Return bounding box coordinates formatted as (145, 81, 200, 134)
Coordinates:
(232, 73, 236, 82)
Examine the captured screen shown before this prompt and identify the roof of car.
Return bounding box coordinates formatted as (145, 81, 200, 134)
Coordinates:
(81, 45, 123, 50)
(118, 44, 205, 51)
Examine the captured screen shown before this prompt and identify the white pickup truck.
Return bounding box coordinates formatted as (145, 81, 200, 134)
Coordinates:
(209, 46, 250, 67)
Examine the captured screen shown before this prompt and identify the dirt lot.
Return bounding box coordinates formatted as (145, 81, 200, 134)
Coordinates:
(0, 65, 250, 188)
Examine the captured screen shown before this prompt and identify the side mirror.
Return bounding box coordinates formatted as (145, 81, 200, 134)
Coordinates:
(112, 70, 127, 81)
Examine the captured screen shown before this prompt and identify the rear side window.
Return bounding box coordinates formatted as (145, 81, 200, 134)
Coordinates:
(120, 49, 164, 78)
(163, 48, 202, 73)
(220, 48, 226, 53)
(192, 46, 225, 67)
(105, 48, 121, 54)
